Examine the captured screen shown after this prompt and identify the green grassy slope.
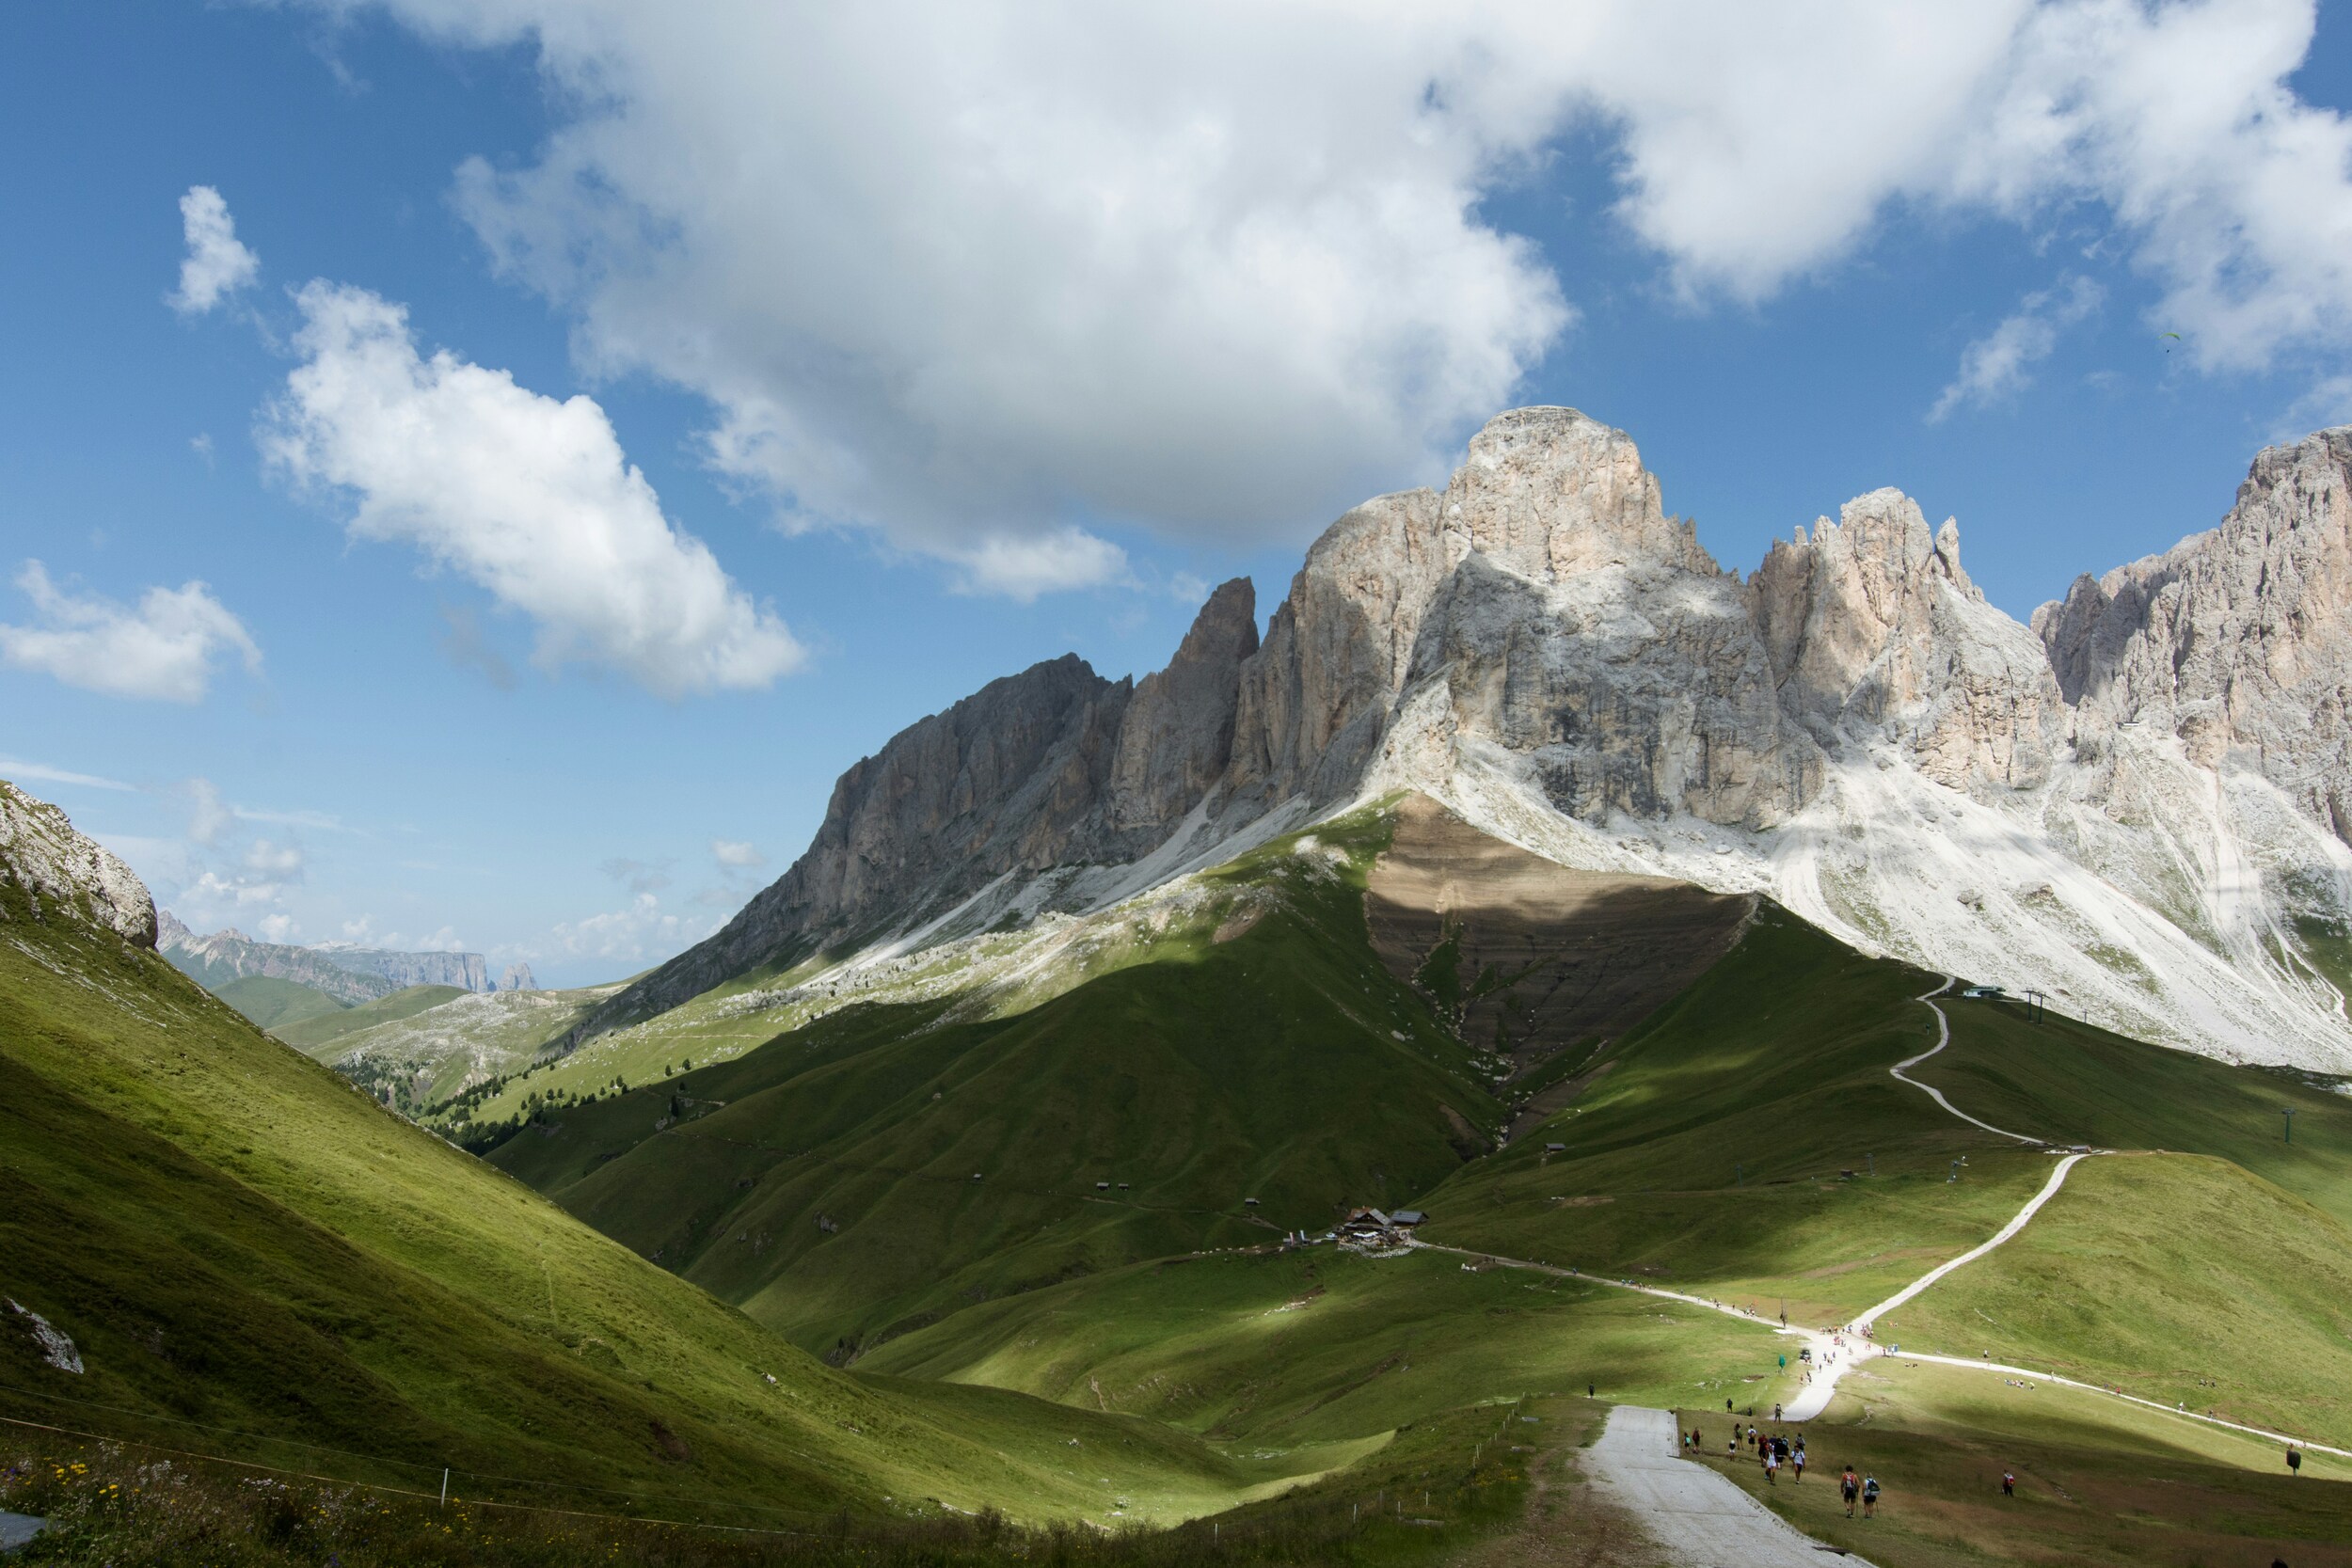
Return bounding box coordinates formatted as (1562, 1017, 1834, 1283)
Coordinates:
(1409, 911, 2052, 1322)
(213, 974, 349, 1031)
(491, 814, 1504, 1355)
(1919, 993, 2352, 1222)
(866, 1245, 1792, 1446)
(0, 874, 1313, 1528)
(1686, 1360, 2352, 1568)
(1881, 1152, 2352, 1445)
(318, 984, 612, 1114)
(854, 889, 2352, 1468)
(272, 982, 466, 1051)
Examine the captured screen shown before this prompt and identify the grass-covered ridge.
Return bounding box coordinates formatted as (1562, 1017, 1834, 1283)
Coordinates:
(271, 982, 466, 1051)
(488, 808, 1509, 1354)
(0, 862, 1345, 1529)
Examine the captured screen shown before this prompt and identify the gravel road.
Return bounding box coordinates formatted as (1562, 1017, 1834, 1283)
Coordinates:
(1582, 1406, 1877, 1567)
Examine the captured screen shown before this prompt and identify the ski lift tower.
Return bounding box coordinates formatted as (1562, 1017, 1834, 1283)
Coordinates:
(2023, 989, 2049, 1024)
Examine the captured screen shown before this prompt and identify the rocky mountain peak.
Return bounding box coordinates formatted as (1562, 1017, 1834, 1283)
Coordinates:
(1443, 406, 1714, 581)
(2035, 425, 2352, 804)
(0, 779, 157, 946)
(565, 409, 2352, 1069)
(1749, 490, 2061, 790)
(1105, 577, 1257, 832)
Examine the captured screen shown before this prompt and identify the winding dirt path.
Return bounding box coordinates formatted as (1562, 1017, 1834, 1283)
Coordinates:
(1890, 977, 2043, 1145)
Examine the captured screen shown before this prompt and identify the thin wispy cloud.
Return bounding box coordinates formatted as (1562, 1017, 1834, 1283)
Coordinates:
(0, 758, 133, 792)
(1931, 276, 2106, 422)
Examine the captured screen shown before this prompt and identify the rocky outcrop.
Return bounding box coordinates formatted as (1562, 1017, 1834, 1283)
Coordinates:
(2034, 427, 2352, 831)
(0, 779, 156, 945)
(496, 961, 538, 991)
(1754, 489, 2065, 791)
(1104, 578, 1258, 832)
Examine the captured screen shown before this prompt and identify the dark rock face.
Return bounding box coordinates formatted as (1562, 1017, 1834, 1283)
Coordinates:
(564, 594, 1274, 1046)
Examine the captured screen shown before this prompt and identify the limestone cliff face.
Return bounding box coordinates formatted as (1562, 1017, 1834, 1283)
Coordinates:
(2034, 427, 2352, 833)
(0, 779, 155, 945)
(1105, 577, 1258, 832)
(568, 588, 1265, 1045)
(565, 410, 2352, 1068)
(1754, 488, 2066, 792)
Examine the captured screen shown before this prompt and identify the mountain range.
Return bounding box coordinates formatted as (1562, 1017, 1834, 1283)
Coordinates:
(156, 910, 534, 1003)
(566, 408, 2352, 1071)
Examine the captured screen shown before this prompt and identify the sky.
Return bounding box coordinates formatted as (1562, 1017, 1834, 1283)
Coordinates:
(8, 1, 2352, 987)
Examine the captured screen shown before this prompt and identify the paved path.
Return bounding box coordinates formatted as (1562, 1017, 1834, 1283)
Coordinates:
(1581, 1406, 1877, 1567)
(1889, 978, 2042, 1144)
(0, 1513, 45, 1554)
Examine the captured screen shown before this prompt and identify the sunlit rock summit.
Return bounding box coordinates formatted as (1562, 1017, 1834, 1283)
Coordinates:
(573, 409, 2352, 1069)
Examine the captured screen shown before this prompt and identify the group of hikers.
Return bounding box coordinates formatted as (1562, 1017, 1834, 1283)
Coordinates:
(1684, 1414, 1880, 1517)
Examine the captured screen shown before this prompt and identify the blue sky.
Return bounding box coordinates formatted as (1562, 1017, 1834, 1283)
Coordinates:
(8, 2, 2352, 986)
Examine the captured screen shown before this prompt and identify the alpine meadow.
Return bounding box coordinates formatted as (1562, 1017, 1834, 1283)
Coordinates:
(10, 7, 2352, 1566)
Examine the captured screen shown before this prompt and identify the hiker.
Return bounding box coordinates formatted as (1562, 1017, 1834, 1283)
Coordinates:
(1791, 1446, 1806, 1483)
(1727, 1434, 1739, 1457)
(1773, 1434, 1789, 1462)
(1763, 1446, 1779, 1485)
(1725, 1398, 1734, 1413)
(1774, 1402, 1783, 1421)
(1862, 1473, 1881, 1518)
(2287, 1448, 2302, 1476)
(1840, 1466, 1860, 1516)
(2001, 1468, 2015, 1497)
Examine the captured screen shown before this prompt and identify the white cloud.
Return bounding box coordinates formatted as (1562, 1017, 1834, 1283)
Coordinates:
(241, 838, 306, 882)
(0, 562, 261, 704)
(185, 778, 233, 847)
(709, 838, 763, 868)
(0, 758, 132, 792)
(947, 529, 1130, 602)
(168, 185, 260, 315)
(328, 0, 2352, 547)
(549, 892, 713, 962)
(257, 912, 298, 942)
(260, 281, 804, 697)
(1931, 274, 2106, 420)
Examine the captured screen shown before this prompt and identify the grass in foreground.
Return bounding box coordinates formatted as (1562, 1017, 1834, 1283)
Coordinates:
(0, 1400, 1557, 1568)
(1678, 1356, 2352, 1568)
(0, 872, 1341, 1528)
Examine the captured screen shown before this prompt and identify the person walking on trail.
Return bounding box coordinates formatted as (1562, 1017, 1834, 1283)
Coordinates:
(1840, 1466, 1861, 1517)
(1774, 1402, 1783, 1421)
(2287, 1448, 2302, 1476)
(1862, 1473, 1881, 1518)
(2001, 1468, 2016, 1497)
(1791, 1446, 1806, 1483)
(1763, 1446, 1780, 1485)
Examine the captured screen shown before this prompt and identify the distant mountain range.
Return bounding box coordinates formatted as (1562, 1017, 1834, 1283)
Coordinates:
(156, 911, 533, 1005)
(563, 410, 2352, 1071)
